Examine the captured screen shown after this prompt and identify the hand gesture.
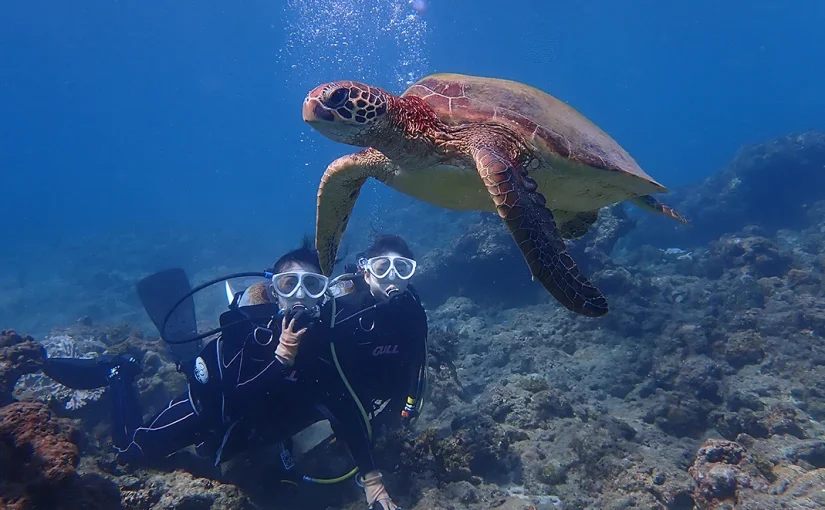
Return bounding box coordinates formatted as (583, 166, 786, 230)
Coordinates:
(279, 316, 307, 348)
(275, 315, 308, 366)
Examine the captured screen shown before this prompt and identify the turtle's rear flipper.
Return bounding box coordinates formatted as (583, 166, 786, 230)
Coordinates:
(555, 209, 600, 240)
(137, 268, 202, 365)
(630, 195, 690, 225)
(472, 146, 608, 317)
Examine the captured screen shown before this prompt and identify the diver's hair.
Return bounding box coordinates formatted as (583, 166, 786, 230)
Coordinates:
(360, 234, 414, 260)
(271, 236, 322, 274)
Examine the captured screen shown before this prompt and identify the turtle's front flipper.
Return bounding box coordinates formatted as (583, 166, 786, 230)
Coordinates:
(630, 195, 690, 225)
(471, 147, 608, 317)
(315, 148, 394, 276)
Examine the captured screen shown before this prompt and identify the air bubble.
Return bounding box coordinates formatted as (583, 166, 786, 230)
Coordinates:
(278, 0, 430, 92)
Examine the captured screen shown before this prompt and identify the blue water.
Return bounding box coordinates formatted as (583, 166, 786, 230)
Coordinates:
(1, 0, 824, 335)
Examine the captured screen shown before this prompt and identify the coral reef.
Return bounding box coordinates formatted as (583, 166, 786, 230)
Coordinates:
(14, 332, 107, 411)
(0, 330, 46, 406)
(119, 470, 253, 510)
(412, 213, 536, 309)
(0, 401, 79, 503)
(1, 130, 825, 509)
(387, 195, 825, 508)
(413, 205, 635, 310)
(567, 204, 637, 275)
(0, 400, 122, 510)
(629, 130, 825, 249)
(687, 436, 825, 508)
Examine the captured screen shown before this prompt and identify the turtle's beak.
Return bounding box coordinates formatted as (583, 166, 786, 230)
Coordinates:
(303, 98, 334, 124)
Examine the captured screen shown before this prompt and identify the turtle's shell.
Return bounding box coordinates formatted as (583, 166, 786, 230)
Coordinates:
(402, 73, 665, 192)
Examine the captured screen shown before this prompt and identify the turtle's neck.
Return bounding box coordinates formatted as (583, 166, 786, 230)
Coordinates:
(374, 95, 449, 164)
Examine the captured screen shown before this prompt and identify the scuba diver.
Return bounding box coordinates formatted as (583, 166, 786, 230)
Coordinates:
(41, 237, 427, 510)
(265, 234, 428, 510)
(326, 234, 428, 433)
(42, 242, 329, 464)
(240, 233, 428, 510)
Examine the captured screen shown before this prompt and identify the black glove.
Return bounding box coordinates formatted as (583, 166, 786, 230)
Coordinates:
(286, 306, 316, 333)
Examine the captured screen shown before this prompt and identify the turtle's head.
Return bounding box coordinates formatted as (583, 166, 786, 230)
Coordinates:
(303, 81, 393, 146)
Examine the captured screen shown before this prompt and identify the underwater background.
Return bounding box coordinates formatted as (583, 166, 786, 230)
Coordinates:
(3, 0, 824, 335)
(2, 1, 825, 509)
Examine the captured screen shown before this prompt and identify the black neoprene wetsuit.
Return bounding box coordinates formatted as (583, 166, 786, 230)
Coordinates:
(114, 300, 321, 464)
(327, 285, 428, 429)
(113, 286, 428, 474)
(246, 284, 429, 473)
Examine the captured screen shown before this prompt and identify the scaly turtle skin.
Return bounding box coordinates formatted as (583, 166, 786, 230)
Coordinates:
(302, 73, 688, 317)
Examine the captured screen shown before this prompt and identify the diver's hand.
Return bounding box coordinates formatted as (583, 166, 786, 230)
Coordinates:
(361, 471, 402, 510)
(289, 307, 315, 332)
(275, 316, 307, 367)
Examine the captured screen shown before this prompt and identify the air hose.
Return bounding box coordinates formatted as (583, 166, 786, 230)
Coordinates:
(160, 271, 273, 345)
(279, 275, 428, 486)
(282, 288, 374, 485)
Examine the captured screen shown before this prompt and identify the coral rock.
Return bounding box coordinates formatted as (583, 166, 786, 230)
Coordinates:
(0, 401, 80, 507)
(0, 330, 46, 407)
(631, 130, 825, 248)
(120, 470, 252, 510)
(688, 439, 769, 509)
(430, 413, 517, 484)
(568, 204, 637, 274)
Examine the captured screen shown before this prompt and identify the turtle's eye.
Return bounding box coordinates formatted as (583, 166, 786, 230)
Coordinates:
(325, 87, 349, 109)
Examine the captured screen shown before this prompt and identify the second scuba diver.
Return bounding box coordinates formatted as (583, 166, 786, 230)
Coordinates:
(42, 235, 428, 510)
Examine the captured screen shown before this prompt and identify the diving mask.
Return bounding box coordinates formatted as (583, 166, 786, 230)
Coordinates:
(360, 255, 417, 280)
(270, 271, 329, 299)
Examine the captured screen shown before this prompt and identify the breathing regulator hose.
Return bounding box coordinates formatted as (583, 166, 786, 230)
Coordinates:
(283, 279, 374, 485)
(160, 271, 273, 345)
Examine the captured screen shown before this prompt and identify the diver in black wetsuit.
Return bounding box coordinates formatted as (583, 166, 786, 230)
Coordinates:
(320, 234, 429, 510)
(329, 235, 427, 428)
(42, 237, 428, 510)
(217, 234, 428, 510)
(43, 242, 333, 466)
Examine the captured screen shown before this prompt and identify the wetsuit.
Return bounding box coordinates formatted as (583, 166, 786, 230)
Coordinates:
(250, 284, 429, 474)
(330, 285, 428, 429)
(114, 299, 328, 465)
(43, 286, 428, 475)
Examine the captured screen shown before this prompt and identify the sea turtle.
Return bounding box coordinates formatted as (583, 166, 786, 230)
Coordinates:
(302, 73, 688, 317)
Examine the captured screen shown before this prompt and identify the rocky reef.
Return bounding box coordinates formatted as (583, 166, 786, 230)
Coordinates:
(628, 130, 825, 249)
(413, 204, 635, 310)
(0, 330, 45, 406)
(1, 130, 825, 509)
(0, 330, 123, 510)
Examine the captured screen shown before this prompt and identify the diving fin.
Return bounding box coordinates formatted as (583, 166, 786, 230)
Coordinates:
(43, 356, 117, 390)
(137, 268, 202, 366)
(42, 354, 140, 390)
